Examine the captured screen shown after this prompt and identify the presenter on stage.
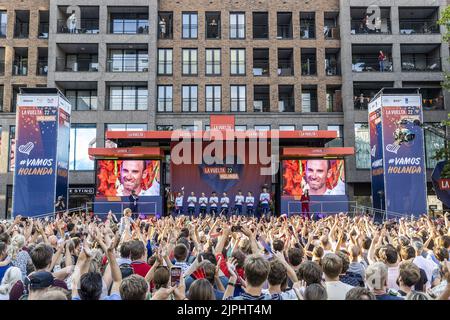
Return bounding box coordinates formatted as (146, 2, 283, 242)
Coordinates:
(187, 191, 197, 217)
(209, 191, 219, 216)
(174, 187, 184, 216)
(116, 160, 160, 196)
(301, 188, 311, 219)
(259, 187, 271, 219)
(220, 192, 230, 216)
(245, 191, 255, 217)
(128, 190, 139, 219)
(234, 190, 244, 216)
(199, 192, 208, 217)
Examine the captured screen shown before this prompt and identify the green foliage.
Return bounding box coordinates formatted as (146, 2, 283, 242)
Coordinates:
(438, 6, 450, 90)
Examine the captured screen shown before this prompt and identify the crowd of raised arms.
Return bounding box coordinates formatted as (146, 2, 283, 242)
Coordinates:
(0, 210, 449, 301)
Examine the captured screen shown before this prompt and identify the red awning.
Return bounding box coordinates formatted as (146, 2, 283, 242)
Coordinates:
(105, 130, 337, 141)
(88, 147, 164, 159)
(282, 147, 355, 158)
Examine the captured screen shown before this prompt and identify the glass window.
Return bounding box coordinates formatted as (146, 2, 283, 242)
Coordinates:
(65, 90, 97, 111)
(182, 85, 198, 112)
(279, 125, 295, 131)
(205, 49, 221, 75)
(254, 125, 271, 131)
(230, 13, 245, 39)
(0, 11, 7, 37)
(182, 125, 199, 131)
(0, 125, 2, 156)
(157, 85, 173, 112)
(108, 49, 148, 72)
(110, 13, 149, 34)
(157, 125, 173, 131)
(8, 126, 15, 172)
(205, 85, 221, 112)
(230, 49, 246, 75)
(303, 125, 318, 131)
(326, 125, 344, 147)
(0, 85, 3, 111)
(105, 123, 146, 147)
(182, 13, 198, 39)
(182, 49, 198, 75)
(424, 123, 445, 169)
(6, 185, 13, 219)
(235, 125, 247, 131)
(108, 85, 147, 110)
(230, 85, 246, 112)
(355, 123, 370, 169)
(158, 49, 172, 75)
(70, 124, 96, 171)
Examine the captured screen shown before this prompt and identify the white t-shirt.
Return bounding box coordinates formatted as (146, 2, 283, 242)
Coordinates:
(260, 192, 270, 204)
(187, 196, 197, 207)
(116, 181, 160, 196)
(235, 195, 244, 205)
(175, 196, 183, 207)
(209, 196, 219, 207)
(199, 197, 208, 207)
(220, 197, 230, 207)
(325, 281, 354, 300)
(245, 196, 254, 206)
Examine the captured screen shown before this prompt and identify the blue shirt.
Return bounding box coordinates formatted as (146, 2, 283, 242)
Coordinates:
(0, 264, 11, 283)
(72, 293, 121, 300)
(376, 294, 404, 300)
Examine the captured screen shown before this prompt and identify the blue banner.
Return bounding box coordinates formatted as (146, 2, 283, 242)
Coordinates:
(369, 104, 385, 213)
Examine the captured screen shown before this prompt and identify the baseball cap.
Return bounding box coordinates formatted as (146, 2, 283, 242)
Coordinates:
(25, 271, 55, 289)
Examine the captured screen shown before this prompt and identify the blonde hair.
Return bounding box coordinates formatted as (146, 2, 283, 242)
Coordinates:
(0, 267, 22, 296)
(8, 234, 25, 260)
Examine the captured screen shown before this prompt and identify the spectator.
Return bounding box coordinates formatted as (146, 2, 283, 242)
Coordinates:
(365, 262, 403, 300)
(304, 283, 327, 300)
(322, 253, 354, 300)
(396, 262, 421, 297)
(345, 287, 376, 300)
(120, 274, 148, 300)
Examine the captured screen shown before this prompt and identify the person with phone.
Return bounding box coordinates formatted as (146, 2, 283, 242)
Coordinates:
(245, 191, 255, 217)
(170, 266, 183, 287)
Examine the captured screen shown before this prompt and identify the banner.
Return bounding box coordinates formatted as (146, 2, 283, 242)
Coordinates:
(12, 92, 71, 217)
(431, 160, 450, 207)
(381, 95, 427, 216)
(369, 96, 385, 211)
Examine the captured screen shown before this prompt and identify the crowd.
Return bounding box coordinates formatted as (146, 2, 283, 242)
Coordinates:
(0, 210, 449, 301)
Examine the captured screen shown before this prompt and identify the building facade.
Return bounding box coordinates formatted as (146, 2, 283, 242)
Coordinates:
(0, 0, 448, 217)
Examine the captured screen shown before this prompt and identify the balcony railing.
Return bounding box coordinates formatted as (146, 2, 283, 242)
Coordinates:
(0, 23, 6, 37)
(324, 26, 340, 39)
(278, 63, 294, 76)
(325, 60, 341, 76)
(107, 57, 149, 72)
(37, 60, 48, 75)
(110, 21, 149, 34)
(253, 100, 270, 112)
(352, 57, 393, 72)
(253, 66, 269, 76)
(300, 25, 315, 39)
(253, 25, 269, 38)
(277, 25, 293, 39)
(14, 23, 29, 38)
(57, 19, 99, 34)
(350, 20, 391, 34)
(400, 20, 440, 34)
(38, 23, 49, 38)
(301, 60, 317, 75)
(56, 58, 98, 72)
(12, 60, 28, 75)
(401, 58, 441, 72)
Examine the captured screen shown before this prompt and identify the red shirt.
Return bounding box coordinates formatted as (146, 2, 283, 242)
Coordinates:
(130, 261, 151, 278)
(300, 195, 310, 203)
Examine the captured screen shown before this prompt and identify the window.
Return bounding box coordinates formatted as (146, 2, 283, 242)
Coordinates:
(206, 12, 221, 39)
(158, 49, 173, 75)
(158, 12, 173, 39)
(70, 124, 96, 171)
(230, 49, 245, 75)
(255, 125, 270, 131)
(206, 85, 221, 112)
(355, 123, 370, 169)
(205, 49, 221, 75)
(182, 49, 198, 75)
(300, 12, 316, 39)
(424, 123, 445, 169)
(303, 125, 319, 131)
(14, 10, 29, 38)
(230, 85, 246, 112)
(107, 49, 148, 72)
(105, 123, 146, 146)
(182, 125, 199, 131)
(230, 13, 245, 39)
(65, 90, 97, 111)
(109, 13, 148, 34)
(182, 13, 198, 39)
(6, 185, 12, 219)
(0, 85, 3, 111)
(326, 125, 344, 147)
(279, 125, 295, 131)
(0, 11, 6, 37)
(301, 86, 318, 112)
(157, 85, 173, 112)
(253, 12, 268, 39)
(235, 125, 247, 131)
(8, 126, 15, 172)
(108, 85, 148, 110)
(182, 85, 198, 112)
(11, 85, 25, 113)
(157, 125, 173, 131)
(0, 126, 2, 154)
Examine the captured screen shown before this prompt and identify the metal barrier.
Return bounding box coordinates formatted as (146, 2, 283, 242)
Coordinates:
(87, 201, 159, 216)
(350, 205, 409, 222)
(286, 200, 358, 217)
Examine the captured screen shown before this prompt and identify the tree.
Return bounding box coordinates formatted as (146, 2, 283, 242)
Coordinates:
(438, 6, 450, 90)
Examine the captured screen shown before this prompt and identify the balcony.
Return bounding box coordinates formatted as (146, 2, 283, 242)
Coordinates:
(206, 12, 221, 39)
(14, 10, 29, 38)
(56, 58, 98, 72)
(301, 49, 317, 76)
(107, 57, 148, 72)
(12, 59, 28, 76)
(57, 6, 100, 34)
(38, 11, 49, 39)
(253, 12, 268, 39)
(278, 49, 294, 76)
(300, 12, 315, 39)
(0, 60, 5, 76)
(37, 60, 48, 76)
(353, 81, 394, 110)
(159, 12, 173, 39)
(326, 86, 342, 112)
(253, 48, 269, 76)
(402, 58, 441, 72)
(399, 7, 440, 35)
(324, 12, 340, 39)
(279, 85, 295, 112)
(277, 13, 293, 39)
(301, 86, 318, 112)
(350, 7, 391, 34)
(57, 19, 100, 34)
(254, 85, 270, 112)
(325, 49, 341, 76)
(401, 44, 442, 72)
(352, 45, 393, 72)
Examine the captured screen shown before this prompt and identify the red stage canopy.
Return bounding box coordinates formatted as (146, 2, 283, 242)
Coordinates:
(88, 147, 164, 159)
(282, 147, 355, 158)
